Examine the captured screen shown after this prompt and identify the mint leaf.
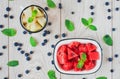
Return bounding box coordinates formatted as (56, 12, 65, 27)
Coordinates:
(30, 36, 38, 47)
(2, 28, 17, 37)
(65, 19, 75, 31)
(81, 53, 87, 62)
(88, 25, 97, 31)
(103, 34, 113, 46)
(96, 76, 107, 79)
(32, 10, 38, 17)
(81, 18, 89, 26)
(77, 60, 84, 68)
(48, 70, 57, 79)
(7, 60, 19, 67)
(47, 0, 56, 8)
(28, 17, 34, 23)
(88, 17, 93, 24)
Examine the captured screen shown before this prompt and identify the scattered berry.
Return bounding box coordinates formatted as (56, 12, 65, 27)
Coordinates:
(105, 2, 110, 6)
(62, 33, 66, 37)
(30, 51, 34, 54)
(6, 7, 11, 12)
(91, 12, 95, 15)
(36, 66, 41, 70)
(4, 14, 8, 18)
(77, 0, 81, 3)
(44, 39, 48, 43)
(42, 33, 46, 37)
(115, 7, 119, 11)
(17, 74, 23, 78)
(41, 42, 45, 46)
(114, 54, 119, 58)
(25, 70, 30, 74)
(90, 5, 94, 9)
(110, 69, 114, 73)
(51, 60, 54, 64)
(107, 9, 111, 12)
(25, 53, 30, 57)
(19, 43, 23, 47)
(14, 42, 19, 46)
(48, 22, 52, 26)
(51, 44, 55, 48)
(83, 78, 86, 79)
(26, 57, 31, 61)
(20, 50, 25, 54)
(4, 77, 8, 79)
(112, 28, 116, 31)
(44, 7, 49, 11)
(0, 67, 2, 70)
(17, 47, 21, 51)
(46, 30, 50, 34)
(55, 35, 59, 39)
(0, 52, 3, 56)
(108, 57, 113, 62)
(47, 52, 52, 56)
(107, 16, 112, 20)
(71, 11, 75, 14)
(9, 15, 14, 19)
(58, 3, 62, 9)
(23, 31, 27, 34)
(2, 45, 7, 49)
(0, 25, 4, 28)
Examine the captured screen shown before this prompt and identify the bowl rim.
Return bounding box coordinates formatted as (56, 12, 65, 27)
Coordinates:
(53, 38, 103, 75)
(20, 5, 48, 33)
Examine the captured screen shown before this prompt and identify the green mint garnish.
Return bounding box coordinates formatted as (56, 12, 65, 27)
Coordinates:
(65, 19, 75, 31)
(30, 36, 38, 47)
(28, 17, 34, 23)
(81, 17, 97, 31)
(47, 0, 56, 8)
(32, 10, 38, 17)
(96, 76, 107, 79)
(7, 60, 19, 67)
(48, 70, 57, 79)
(77, 53, 87, 68)
(1, 28, 17, 37)
(103, 34, 113, 46)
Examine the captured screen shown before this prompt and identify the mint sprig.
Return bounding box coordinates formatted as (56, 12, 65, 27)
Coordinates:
(47, 0, 56, 8)
(96, 76, 107, 79)
(7, 60, 19, 67)
(47, 70, 57, 79)
(30, 36, 38, 47)
(77, 53, 87, 68)
(103, 34, 113, 46)
(65, 19, 75, 31)
(81, 17, 97, 31)
(28, 10, 38, 23)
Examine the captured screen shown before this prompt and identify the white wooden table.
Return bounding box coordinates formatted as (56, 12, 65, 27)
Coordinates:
(0, 0, 120, 79)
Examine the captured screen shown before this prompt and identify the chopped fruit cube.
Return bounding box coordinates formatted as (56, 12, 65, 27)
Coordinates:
(79, 44, 88, 52)
(57, 52, 68, 64)
(58, 45, 67, 53)
(86, 43, 97, 52)
(84, 61, 95, 70)
(68, 41, 80, 49)
(67, 48, 78, 60)
(62, 62, 73, 71)
(88, 52, 99, 60)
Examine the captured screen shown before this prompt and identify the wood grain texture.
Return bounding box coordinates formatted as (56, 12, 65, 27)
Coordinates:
(0, 0, 120, 79)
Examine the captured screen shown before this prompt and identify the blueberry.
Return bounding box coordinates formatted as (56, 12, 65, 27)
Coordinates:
(26, 57, 31, 61)
(36, 66, 41, 70)
(4, 77, 8, 79)
(51, 60, 54, 64)
(90, 5, 94, 9)
(107, 9, 111, 12)
(55, 35, 59, 39)
(18, 74, 23, 78)
(4, 14, 8, 18)
(110, 69, 114, 73)
(23, 31, 27, 34)
(44, 39, 48, 43)
(114, 54, 119, 58)
(83, 78, 86, 79)
(71, 11, 75, 14)
(44, 30, 47, 33)
(2, 46, 7, 49)
(20, 50, 25, 54)
(62, 33, 66, 37)
(44, 7, 49, 11)
(0, 25, 4, 28)
(48, 22, 52, 26)
(46, 30, 50, 34)
(47, 52, 52, 56)
(58, 3, 62, 9)
(9, 15, 14, 19)
(30, 51, 34, 54)
(25, 53, 30, 57)
(17, 48, 21, 51)
(105, 2, 109, 6)
(41, 43, 45, 46)
(112, 28, 116, 31)
(6, 7, 11, 12)
(115, 7, 119, 11)
(108, 57, 113, 62)
(42, 33, 46, 37)
(19, 43, 23, 47)
(51, 44, 55, 48)
(0, 52, 3, 56)
(91, 12, 95, 15)
(107, 16, 112, 20)
(14, 42, 19, 46)
(77, 0, 81, 3)
(25, 70, 30, 74)
(0, 67, 2, 70)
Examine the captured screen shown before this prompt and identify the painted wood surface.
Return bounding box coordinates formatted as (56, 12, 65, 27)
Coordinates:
(0, 0, 120, 79)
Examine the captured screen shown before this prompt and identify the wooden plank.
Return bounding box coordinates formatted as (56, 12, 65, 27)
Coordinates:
(0, 0, 9, 79)
(9, 0, 61, 79)
(61, 0, 112, 79)
(112, 0, 120, 79)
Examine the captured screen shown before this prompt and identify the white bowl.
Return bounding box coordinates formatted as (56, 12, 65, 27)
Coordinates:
(53, 38, 102, 75)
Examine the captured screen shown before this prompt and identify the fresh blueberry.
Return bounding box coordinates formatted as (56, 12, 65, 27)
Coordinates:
(9, 15, 14, 19)
(58, 3, 62, 9)
(55, 35, 59, 39)
(17, 74, 23, 78)
(115, 7, 119, 11)
(41, 43, 45, 46)
(44, 39, 48, 43)
(82, 78, 86, 79)
(44, 7, 49, 11)
(62, 33, 66, 37)
(42, 33, 46, 37)
(105, 2, 109, 6)
(46, 30, 50, 34)
(114, 54, 119, 58)
(23, 31, 27, 34)
(0, 52, 3, 56)
(30, 51, 34, 54)
(51, 44, 55, 48)
(4, 77, 8, 79)
(26, 57, 31, 61)
(112, 28, 116, 31)
(77, 0, 81, 3)
(108, 57, 113, 62)
(4, 14, 8, 18)
(90, 5, 94, 9)
(107, 9, 111, 12)
(6, 7, 11, 12)
(19, 43, 23, 47)
(36, 66, 41, 70)
(107, 16, 112, 20)
(2, 46, 7, 49)
(20, 50, 25, 54)
(0, 25, 4, 28)
(25, 53, 30, 57)
(14, 42, 19, 46)
(71, 11, 75, 14)
(48, 22, 52, 26)
(17, 48, 21, 51)
(91, 12, 95, 15)
(51, 60, 54, 64)
(0, 67, 2, 70)
(110, 69, 114, 73)
(25, 70, 30, 74)
(47, 52, 52, 56)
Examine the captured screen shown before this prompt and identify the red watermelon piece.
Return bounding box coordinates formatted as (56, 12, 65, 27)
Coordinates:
(57, 52, 68, 64)
(62, 61, 73, 71)
(84, 61, 95, 70)
(86, 43, 97, 52)
(67, 48, 78, 60)
(88, 52, 100, 60)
